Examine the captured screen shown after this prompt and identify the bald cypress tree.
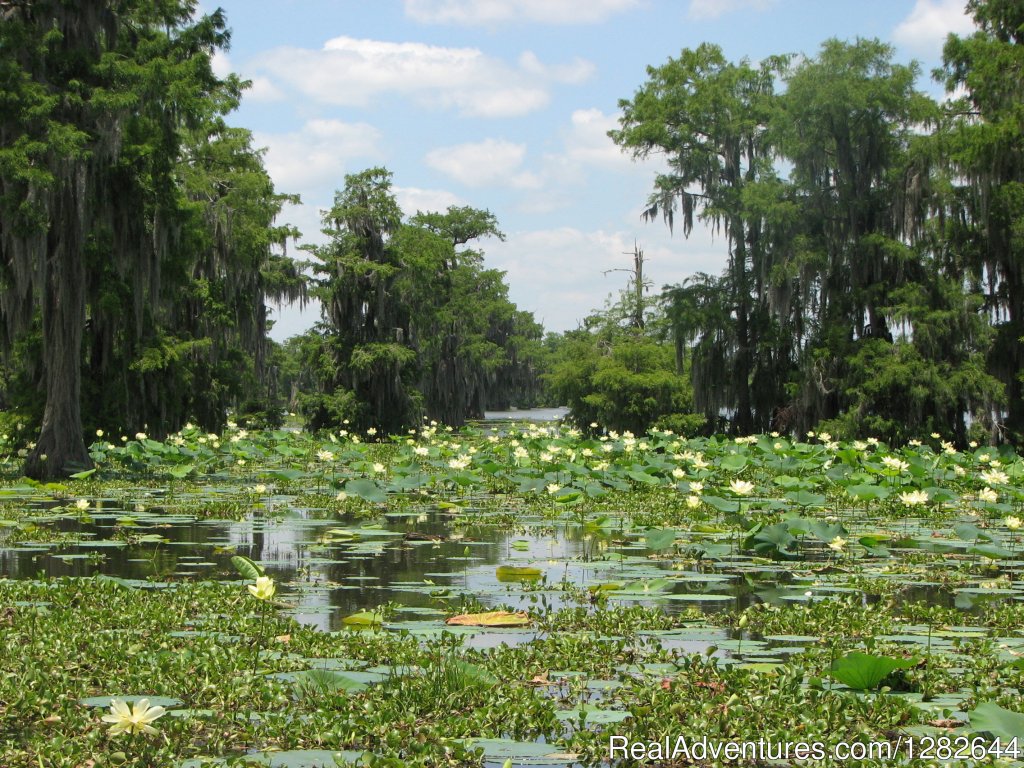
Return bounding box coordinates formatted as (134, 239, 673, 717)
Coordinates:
(941, 0, 1024, 440)
(0, 2, 295, 477)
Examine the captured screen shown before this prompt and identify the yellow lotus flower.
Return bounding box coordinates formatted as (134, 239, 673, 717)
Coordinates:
(101, 698, 166, 736)
(981, 469, 1009, 485)
(1005, 516, 1022, 531)
(881, 456, 909, 472)
(248, 575, 276, 601)
(729, 479, 755, 496)
(898, 489, 929, 506)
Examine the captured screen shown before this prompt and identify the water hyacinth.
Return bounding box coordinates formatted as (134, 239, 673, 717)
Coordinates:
(2, 420, 1024, 768)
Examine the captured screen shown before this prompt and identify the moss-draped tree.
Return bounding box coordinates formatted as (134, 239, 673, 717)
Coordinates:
(302, 167, 542, 432)
(0, 1, 300, 477)
(610, 44, 789, 434)
(941, 0, 1024, 441)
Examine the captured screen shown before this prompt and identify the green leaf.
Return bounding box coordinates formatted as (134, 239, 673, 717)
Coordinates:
(342, 610, 384, 626)
(266, 468, 304, 482)
(784, 490, 826, 507)
(830, 652, 919, 690)
(230, 555, 263, 581)
(968, 544, 1013, 560)
(627, 470, 659, 485)
(702, 495, 740, 513)
(720, 454, 748, 472)
(858, 536, 890, 557)
(644, 528, 676, 552)
(345, 478, 387, 503)
(805, 520, 847, 543)
(495, 565, 542, 582)
(846, 483, 890, 501)
(745, 522, 797, 558)
(552, 490, 582, 504)
(954, 523, 992, 542)
(969, 702, 1024, 741)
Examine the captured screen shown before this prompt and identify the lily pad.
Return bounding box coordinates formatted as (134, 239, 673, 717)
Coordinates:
(445, 611, 531, 627)
(460, 738, 577, 765)
(830, 652, 920, 690)
(496, 565, 542, 581)
(969, 702, 1024, 741)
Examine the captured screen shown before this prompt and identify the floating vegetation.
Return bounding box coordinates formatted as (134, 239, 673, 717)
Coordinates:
(3, 423, 1024, 765)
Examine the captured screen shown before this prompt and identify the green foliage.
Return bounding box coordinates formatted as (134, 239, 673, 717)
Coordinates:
(301, 168, 542, 433)
(818, 337, 1003, 445)
(547, 332, 695, 435)
(615, 34, 1013, 443)
(969, 702, 1024, 741)
(0, 2, 302, 477)
(830, 652, 920, 691)
(940, 0, 1024, 440)
(230, 555, 264, 581)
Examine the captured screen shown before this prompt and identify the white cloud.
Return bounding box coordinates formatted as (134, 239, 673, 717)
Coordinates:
(253, 119, 382, 193)
(487, 224, 728, 331)
(892, 0, 975, 57)
(395, 186, 466, 215)
(245, 77, 285, 102)
(562, 108, 634, 169)
(404, 0, 644, 26)
(500, 108, 659, 214)
(517, 51, 595, 84)
(255, 37, 590, 118)
(211, 49, 232, 79)
(412, 109, 653, 214)
(210, 49, 283, 102)
(687, 0, 777, 21)
(425, 139, 542, 189)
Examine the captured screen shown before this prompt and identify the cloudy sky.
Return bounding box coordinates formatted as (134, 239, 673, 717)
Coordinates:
(207, 0, 976, 340)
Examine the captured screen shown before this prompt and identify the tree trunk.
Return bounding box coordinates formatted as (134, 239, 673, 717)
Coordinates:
(732, 229, 753, 435)
(24, 184, 93, 480)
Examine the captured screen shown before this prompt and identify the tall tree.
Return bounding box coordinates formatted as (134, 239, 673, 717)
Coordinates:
(0, 1, 241, 477)
(941, 0, 1024, 440)
(776, 39, 937, 431)
(611, 44, 788, 433)
(304, 168, 537, 432)
(306, 168, 415, 433)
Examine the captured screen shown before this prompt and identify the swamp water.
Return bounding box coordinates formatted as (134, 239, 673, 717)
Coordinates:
(3, 420, 1024, 766)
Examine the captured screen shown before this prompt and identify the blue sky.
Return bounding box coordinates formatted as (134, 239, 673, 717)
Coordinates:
(205, 0, 976, 340)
